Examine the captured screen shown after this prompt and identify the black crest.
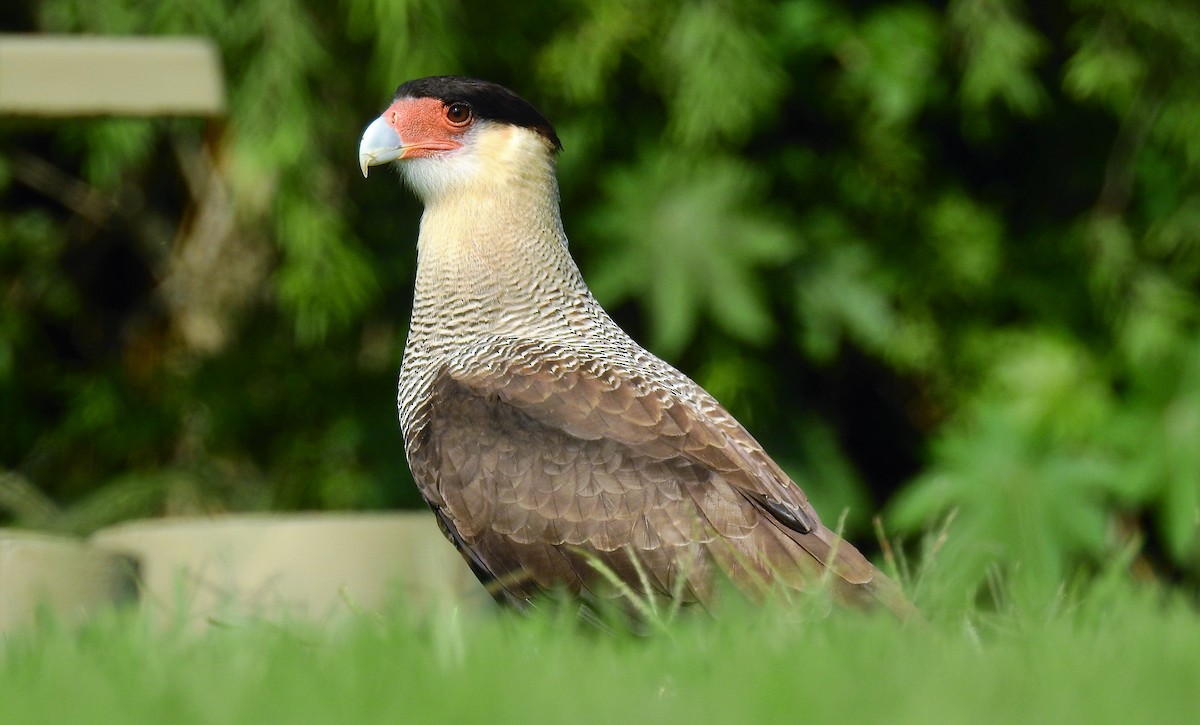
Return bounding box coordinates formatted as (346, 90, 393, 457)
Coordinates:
(395, 76, 562, 152)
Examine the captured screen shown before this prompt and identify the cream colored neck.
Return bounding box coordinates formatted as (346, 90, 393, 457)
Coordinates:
(415, 174, 565, 281)
(405, 124, 589, 343)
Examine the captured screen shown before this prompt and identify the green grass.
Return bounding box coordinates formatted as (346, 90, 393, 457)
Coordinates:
(3, 584, 1199, 724)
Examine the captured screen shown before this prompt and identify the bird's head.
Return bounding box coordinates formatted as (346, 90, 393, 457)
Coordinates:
(359, 76, 562, 203)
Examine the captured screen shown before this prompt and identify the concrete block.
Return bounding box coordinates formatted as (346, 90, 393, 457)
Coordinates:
(90, 512, 483, 627)
(0, 529, 135, 634)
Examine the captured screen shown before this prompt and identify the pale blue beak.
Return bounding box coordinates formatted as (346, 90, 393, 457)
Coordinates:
(358, 115, 405, 178)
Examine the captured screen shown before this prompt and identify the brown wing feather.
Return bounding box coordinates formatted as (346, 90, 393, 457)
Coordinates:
(407, 338, 893, 609)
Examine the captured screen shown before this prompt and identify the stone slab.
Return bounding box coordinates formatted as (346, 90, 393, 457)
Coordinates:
(90, 512, 482, 626)
(0, 529, 135, 634)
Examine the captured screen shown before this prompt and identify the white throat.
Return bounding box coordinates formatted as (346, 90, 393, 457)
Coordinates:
(400, 122, 556, 207)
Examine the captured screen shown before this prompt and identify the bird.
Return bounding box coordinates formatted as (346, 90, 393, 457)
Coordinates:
(358, 76, 912, 617)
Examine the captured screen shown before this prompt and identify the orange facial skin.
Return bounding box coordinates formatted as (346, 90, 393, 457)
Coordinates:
(383, 97, 475, 159)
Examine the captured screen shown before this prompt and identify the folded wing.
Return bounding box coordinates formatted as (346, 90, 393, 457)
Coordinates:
(405, 338, 901, 610)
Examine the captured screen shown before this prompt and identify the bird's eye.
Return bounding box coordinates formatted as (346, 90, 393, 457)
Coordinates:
(445, 102, 472, 126)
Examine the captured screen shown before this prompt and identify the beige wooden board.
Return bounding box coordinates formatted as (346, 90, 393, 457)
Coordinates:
(0, 35, 224, 116)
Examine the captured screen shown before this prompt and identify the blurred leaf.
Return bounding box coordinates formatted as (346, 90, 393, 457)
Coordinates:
(892, 333, 1125, 604)
(950, 0, 1048, 116)
(658, 0, 786, 145)
(892, 408, 1123, 607)
(839, 3, 944, 127)
(924, 193, 1002, 294)
(777, 0, 849, 53)
(1155, 96, 1200, 173)
(0, 471, 59, 525)
(275, 200, 380, 344)
(586, 151, 796, 355)
(50, 473, 177, 535)
(68, 120, 158, 189)
(795, 224, 896, 363)
(1064, 25, 1145, 112)
(1160, 397, 1200, 560)
(344, 0, 460, 87)
(540, 0, 660, 103)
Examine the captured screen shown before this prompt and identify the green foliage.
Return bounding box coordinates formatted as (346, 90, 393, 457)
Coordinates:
(586, 151, 795, 355)
(893, 334, 1127, 607)
(4, 0, 1200, 606)
(950, 0, 1048, 117)
(658, 1, 786, 146)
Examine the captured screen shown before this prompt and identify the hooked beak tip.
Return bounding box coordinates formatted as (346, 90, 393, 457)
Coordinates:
(358, 115, 405, 179)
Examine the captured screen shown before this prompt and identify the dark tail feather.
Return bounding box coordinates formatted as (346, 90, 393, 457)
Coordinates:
(782, 522, 921, 620)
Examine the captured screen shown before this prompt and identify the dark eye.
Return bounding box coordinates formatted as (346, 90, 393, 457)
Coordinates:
(446, 102, 472, 125)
